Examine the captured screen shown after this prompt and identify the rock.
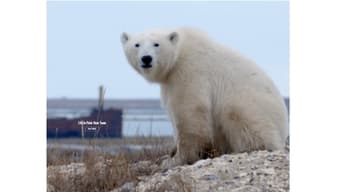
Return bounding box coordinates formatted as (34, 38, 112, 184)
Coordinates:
(136, 150, 289, 192)
(112, 182, 136, 192)
(200, 174, 219, 181)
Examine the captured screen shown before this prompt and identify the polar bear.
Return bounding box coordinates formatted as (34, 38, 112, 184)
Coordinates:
(120, 27, 288, 168)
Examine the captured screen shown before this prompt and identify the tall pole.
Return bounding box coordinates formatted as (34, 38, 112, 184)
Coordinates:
(81, 124, 84, 139)
(95, 85, 105, 138)
(98, 85, 104, 111)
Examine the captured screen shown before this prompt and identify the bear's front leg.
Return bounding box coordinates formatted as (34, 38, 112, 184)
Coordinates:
(160, 105, 213, 169)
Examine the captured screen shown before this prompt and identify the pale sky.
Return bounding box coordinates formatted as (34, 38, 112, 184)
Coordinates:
(47, 1, 289, 99)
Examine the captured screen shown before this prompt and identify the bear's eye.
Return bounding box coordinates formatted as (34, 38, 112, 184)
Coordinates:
(154, 43, 159, 47)
(135, 43, 140, 48)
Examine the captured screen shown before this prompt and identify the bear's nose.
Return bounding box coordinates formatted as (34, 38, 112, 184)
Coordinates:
(141, 55, 153, 68)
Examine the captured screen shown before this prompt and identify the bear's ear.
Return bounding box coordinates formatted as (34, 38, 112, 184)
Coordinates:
(168, 32, 179, 44)
(121, 32, 130, 45)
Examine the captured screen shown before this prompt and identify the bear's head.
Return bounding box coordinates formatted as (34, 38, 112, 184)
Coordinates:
(121, 30, 180, 82)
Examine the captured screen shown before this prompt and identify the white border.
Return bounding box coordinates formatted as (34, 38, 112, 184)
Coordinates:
(2, 0, 342, 191)
(291, 0, 342, 191)
(0, 0, 46, 191)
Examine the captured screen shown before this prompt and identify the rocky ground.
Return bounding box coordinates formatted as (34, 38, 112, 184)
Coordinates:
(48, 149, 289, 192)
(119, 150, 288, 192)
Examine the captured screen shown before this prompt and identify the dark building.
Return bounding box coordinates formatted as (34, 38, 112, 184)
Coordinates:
(47, 99, 123, 138)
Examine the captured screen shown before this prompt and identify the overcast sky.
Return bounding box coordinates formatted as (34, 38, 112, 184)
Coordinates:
(47, 1, 289, 99)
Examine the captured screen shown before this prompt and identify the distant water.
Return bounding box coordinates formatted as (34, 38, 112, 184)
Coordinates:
(122, 109, 173, 137)
(123, 121, 173, 136)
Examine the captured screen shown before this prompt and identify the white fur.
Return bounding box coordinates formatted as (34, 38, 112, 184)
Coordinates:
(121, 27, 289, 168)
